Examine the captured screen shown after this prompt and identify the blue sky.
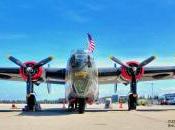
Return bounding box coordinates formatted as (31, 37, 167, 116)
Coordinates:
(0, 0, 175, 100)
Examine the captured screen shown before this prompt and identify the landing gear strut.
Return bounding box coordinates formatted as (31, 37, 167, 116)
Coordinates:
(68, 98, 85, 113)
(23, 82, 40, 111)
(26, 94, 36, 111)
(128, 73, 137, 110)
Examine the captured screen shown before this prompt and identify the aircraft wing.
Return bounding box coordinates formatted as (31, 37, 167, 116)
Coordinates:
(0, 66, 175, 85)
(0, 67, 22, 81)
(45, 68, 66, 84)
(98, 66, 175, 84)
(0, 67, 66, 84)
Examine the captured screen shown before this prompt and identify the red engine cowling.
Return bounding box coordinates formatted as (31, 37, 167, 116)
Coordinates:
(120, 61, 144, 81)
(19, 61, 43, 81)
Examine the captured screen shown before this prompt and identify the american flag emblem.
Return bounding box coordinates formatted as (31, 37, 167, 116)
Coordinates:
(87, 33, 95, 53)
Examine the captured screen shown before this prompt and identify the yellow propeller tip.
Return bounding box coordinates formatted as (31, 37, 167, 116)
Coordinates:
(6, 54, 11, 59)
(109, 56, 113, 59)
(49, 56, 54, 59)
(153, 56, 157, 59)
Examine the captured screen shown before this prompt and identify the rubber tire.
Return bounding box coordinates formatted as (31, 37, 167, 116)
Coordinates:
(78, 98, 86, 114)
(68, 102, 75, 112)
(128, 94, 137, 110)
(27, 94, 36, 111)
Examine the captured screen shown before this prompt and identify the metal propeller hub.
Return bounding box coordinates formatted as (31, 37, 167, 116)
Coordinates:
(26, 67, 34, 73)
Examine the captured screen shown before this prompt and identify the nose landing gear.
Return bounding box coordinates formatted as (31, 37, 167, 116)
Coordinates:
(78, 98, 86, 114)
(68, 98, 86, 114)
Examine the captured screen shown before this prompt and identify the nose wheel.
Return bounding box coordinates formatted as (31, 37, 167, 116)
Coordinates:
(78, 98, 86, 114)
(68, 100, 78, 111)
(68, 98, 86, 113)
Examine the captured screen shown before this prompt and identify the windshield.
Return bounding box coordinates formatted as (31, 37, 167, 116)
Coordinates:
(75, 54, 87, 60)
(70, 54, 88, 69)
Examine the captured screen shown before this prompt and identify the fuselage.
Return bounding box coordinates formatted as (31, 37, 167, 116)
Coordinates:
(65, 50, 98, 104)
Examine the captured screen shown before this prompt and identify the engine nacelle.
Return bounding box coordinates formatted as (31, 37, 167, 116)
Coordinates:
(19, 61, 43, 81)
(120, 61, 144, 81)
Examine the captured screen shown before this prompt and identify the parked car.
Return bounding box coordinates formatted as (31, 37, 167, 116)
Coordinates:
(167, 98, 175, 105)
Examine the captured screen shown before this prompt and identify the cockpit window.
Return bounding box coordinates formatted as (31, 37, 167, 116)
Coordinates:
(69, 51, 92, 69)
(75, 54, 87, 60)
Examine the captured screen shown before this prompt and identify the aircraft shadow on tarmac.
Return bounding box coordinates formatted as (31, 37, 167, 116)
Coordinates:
(16, 108, 127, 116)
(135, 109, 175, 112)
(18, 108, 175, 116)
(17, 109, 131, 116)
(18, 108, 114, 116)
(0, 108, 175, 116)
(18, 108, 73, 116)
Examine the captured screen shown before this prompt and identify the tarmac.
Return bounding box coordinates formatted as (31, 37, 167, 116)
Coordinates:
(0, 103, 175, 130)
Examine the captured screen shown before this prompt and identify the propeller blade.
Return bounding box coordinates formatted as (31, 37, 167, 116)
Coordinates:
(110, 56, 130, 68)
(114, 63, 117, 68)
(46, 64, 51, 94)
(34, 56, 53, 68)
(114, 84, 117, 93)
(138, 56, 156, 68)
(47, 83, 51, 94)
(8, 56, 26, 68)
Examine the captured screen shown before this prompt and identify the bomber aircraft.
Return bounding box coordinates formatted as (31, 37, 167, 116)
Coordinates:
(0, 33, 174, 113)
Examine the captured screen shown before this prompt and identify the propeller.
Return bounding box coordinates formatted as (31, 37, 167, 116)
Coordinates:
(114, 84, 117, 93)
(8, 56, 26, 68)
(8, 56, 53, 94)
(33, 56, 53, 69)
(110, 56, 156, 95)
(138, 56, 156, 68)
(47, 83, 51, 94)
(114, 63, 117, 93)
(110, 56, 130, 68)
(47, 64, 51, 94)
(8, 56, 53, 74)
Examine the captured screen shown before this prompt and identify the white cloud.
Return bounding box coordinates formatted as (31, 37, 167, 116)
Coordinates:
(60, 10, 90, 23)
